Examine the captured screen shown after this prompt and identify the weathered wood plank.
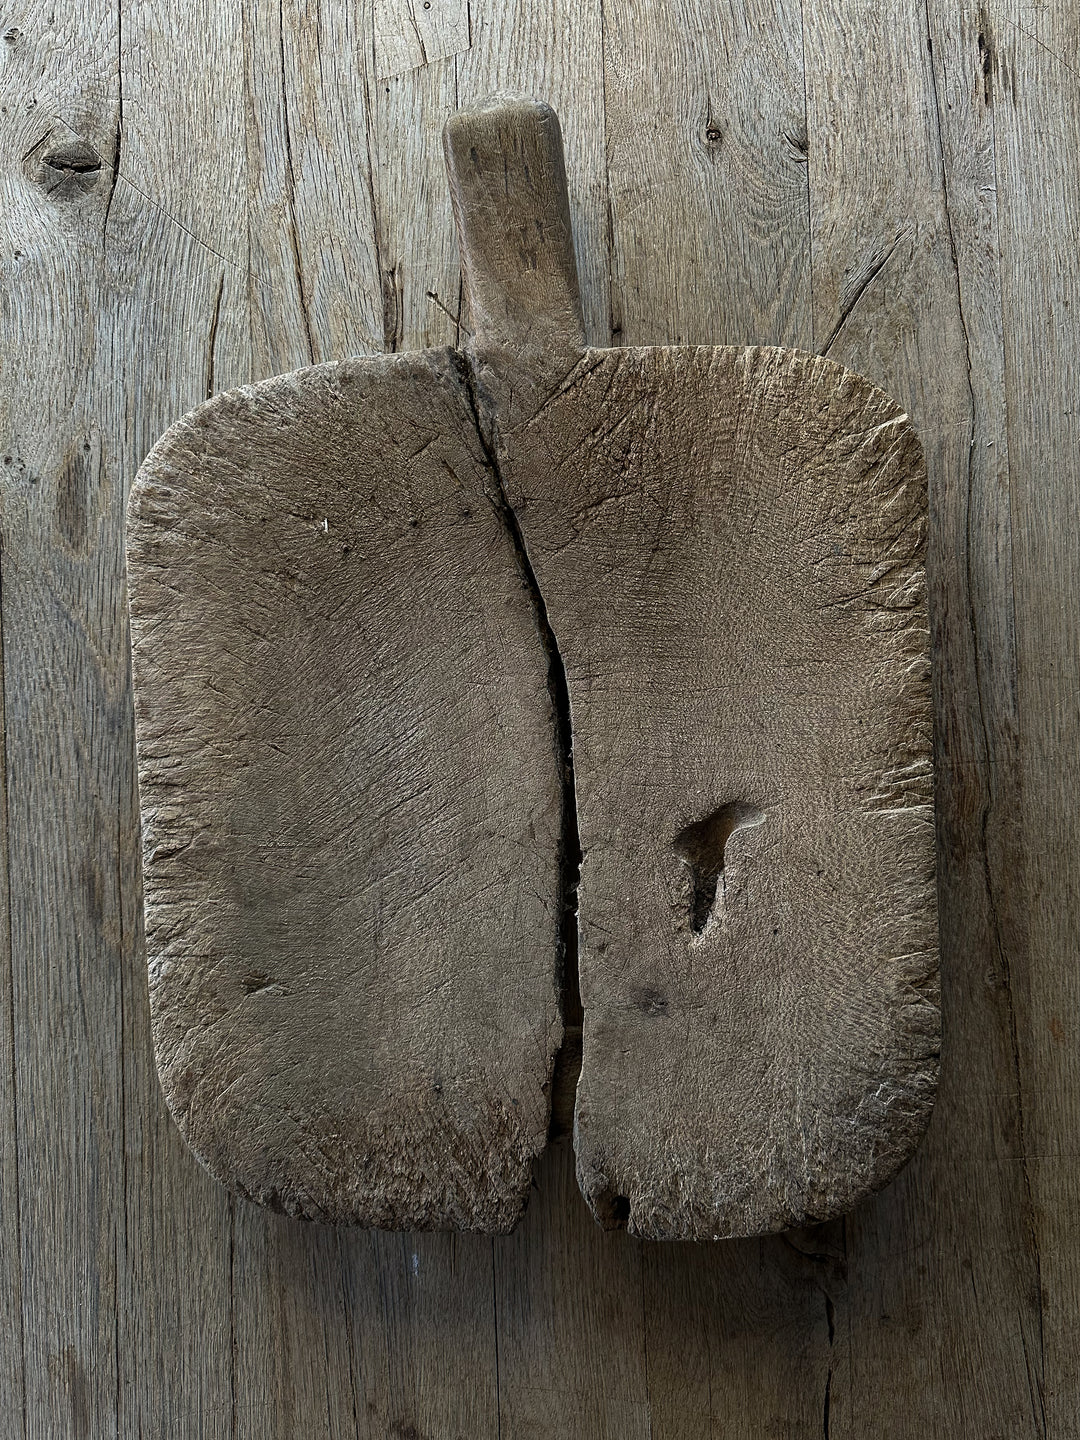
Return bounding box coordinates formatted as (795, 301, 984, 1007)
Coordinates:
(229, 1210, 361, 1440)
(0, 444, 25, 1436)
(340, 1225, 501, 1439)
(602, 0, 811, 349)
(803, 1, 1043, 1432)
(370, 54, 461, 356)
(0, 8, 131, 1435)
(247, 0, 385, 374)
(990, 1, 1080, 1429)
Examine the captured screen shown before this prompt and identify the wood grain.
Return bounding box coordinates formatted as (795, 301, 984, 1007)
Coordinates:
(0, 0, 1074, 1434)
(446, 97, 937, 1238)
(802, 4, 1046, 1432)
(991, 1, 1080, 1430)
(0, 445, 24, 1437)
(1, 7, 128, 1436)
(374, 0, 472, 82)
(134, 95, 936, 1241)
(116, 3, 247, 1434)
(512, 343, 937, 1241)
(128, 352, 564, 1229)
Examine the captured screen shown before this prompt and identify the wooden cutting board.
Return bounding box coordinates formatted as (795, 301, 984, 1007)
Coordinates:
(127, 96, 939, 1239)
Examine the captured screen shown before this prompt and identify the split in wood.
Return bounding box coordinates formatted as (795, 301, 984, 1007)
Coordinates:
(127, 96, 939, 1240)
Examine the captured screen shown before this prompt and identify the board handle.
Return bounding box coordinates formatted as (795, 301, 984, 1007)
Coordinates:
(444, 96, 585, 379)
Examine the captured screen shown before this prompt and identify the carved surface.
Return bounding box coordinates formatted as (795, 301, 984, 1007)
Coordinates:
(500, 344, 937, 1238)
(129, 352, 563, 1228)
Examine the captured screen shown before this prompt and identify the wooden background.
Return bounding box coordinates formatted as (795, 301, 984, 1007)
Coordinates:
(0, 0, 1076, 1433)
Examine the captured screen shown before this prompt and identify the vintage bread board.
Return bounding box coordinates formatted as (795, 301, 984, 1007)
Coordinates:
(126, 96, 939, 1238)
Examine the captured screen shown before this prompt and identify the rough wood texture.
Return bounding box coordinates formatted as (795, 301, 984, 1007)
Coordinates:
(447, 98, 937, 1238)
(129, 352, 563, 1228)
(520, 345, 937, 1240)
(131, 96, 936, 1240)
(0, 0, 1073, 1434)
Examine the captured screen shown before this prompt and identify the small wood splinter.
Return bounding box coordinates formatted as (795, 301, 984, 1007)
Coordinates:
(127, 95, 939, 1240)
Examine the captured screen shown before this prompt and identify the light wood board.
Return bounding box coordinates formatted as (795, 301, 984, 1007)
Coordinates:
(0, 0, 1070, 1433)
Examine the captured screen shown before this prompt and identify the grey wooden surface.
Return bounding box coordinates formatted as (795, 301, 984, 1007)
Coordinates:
(0, 0, 1074, 1434)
